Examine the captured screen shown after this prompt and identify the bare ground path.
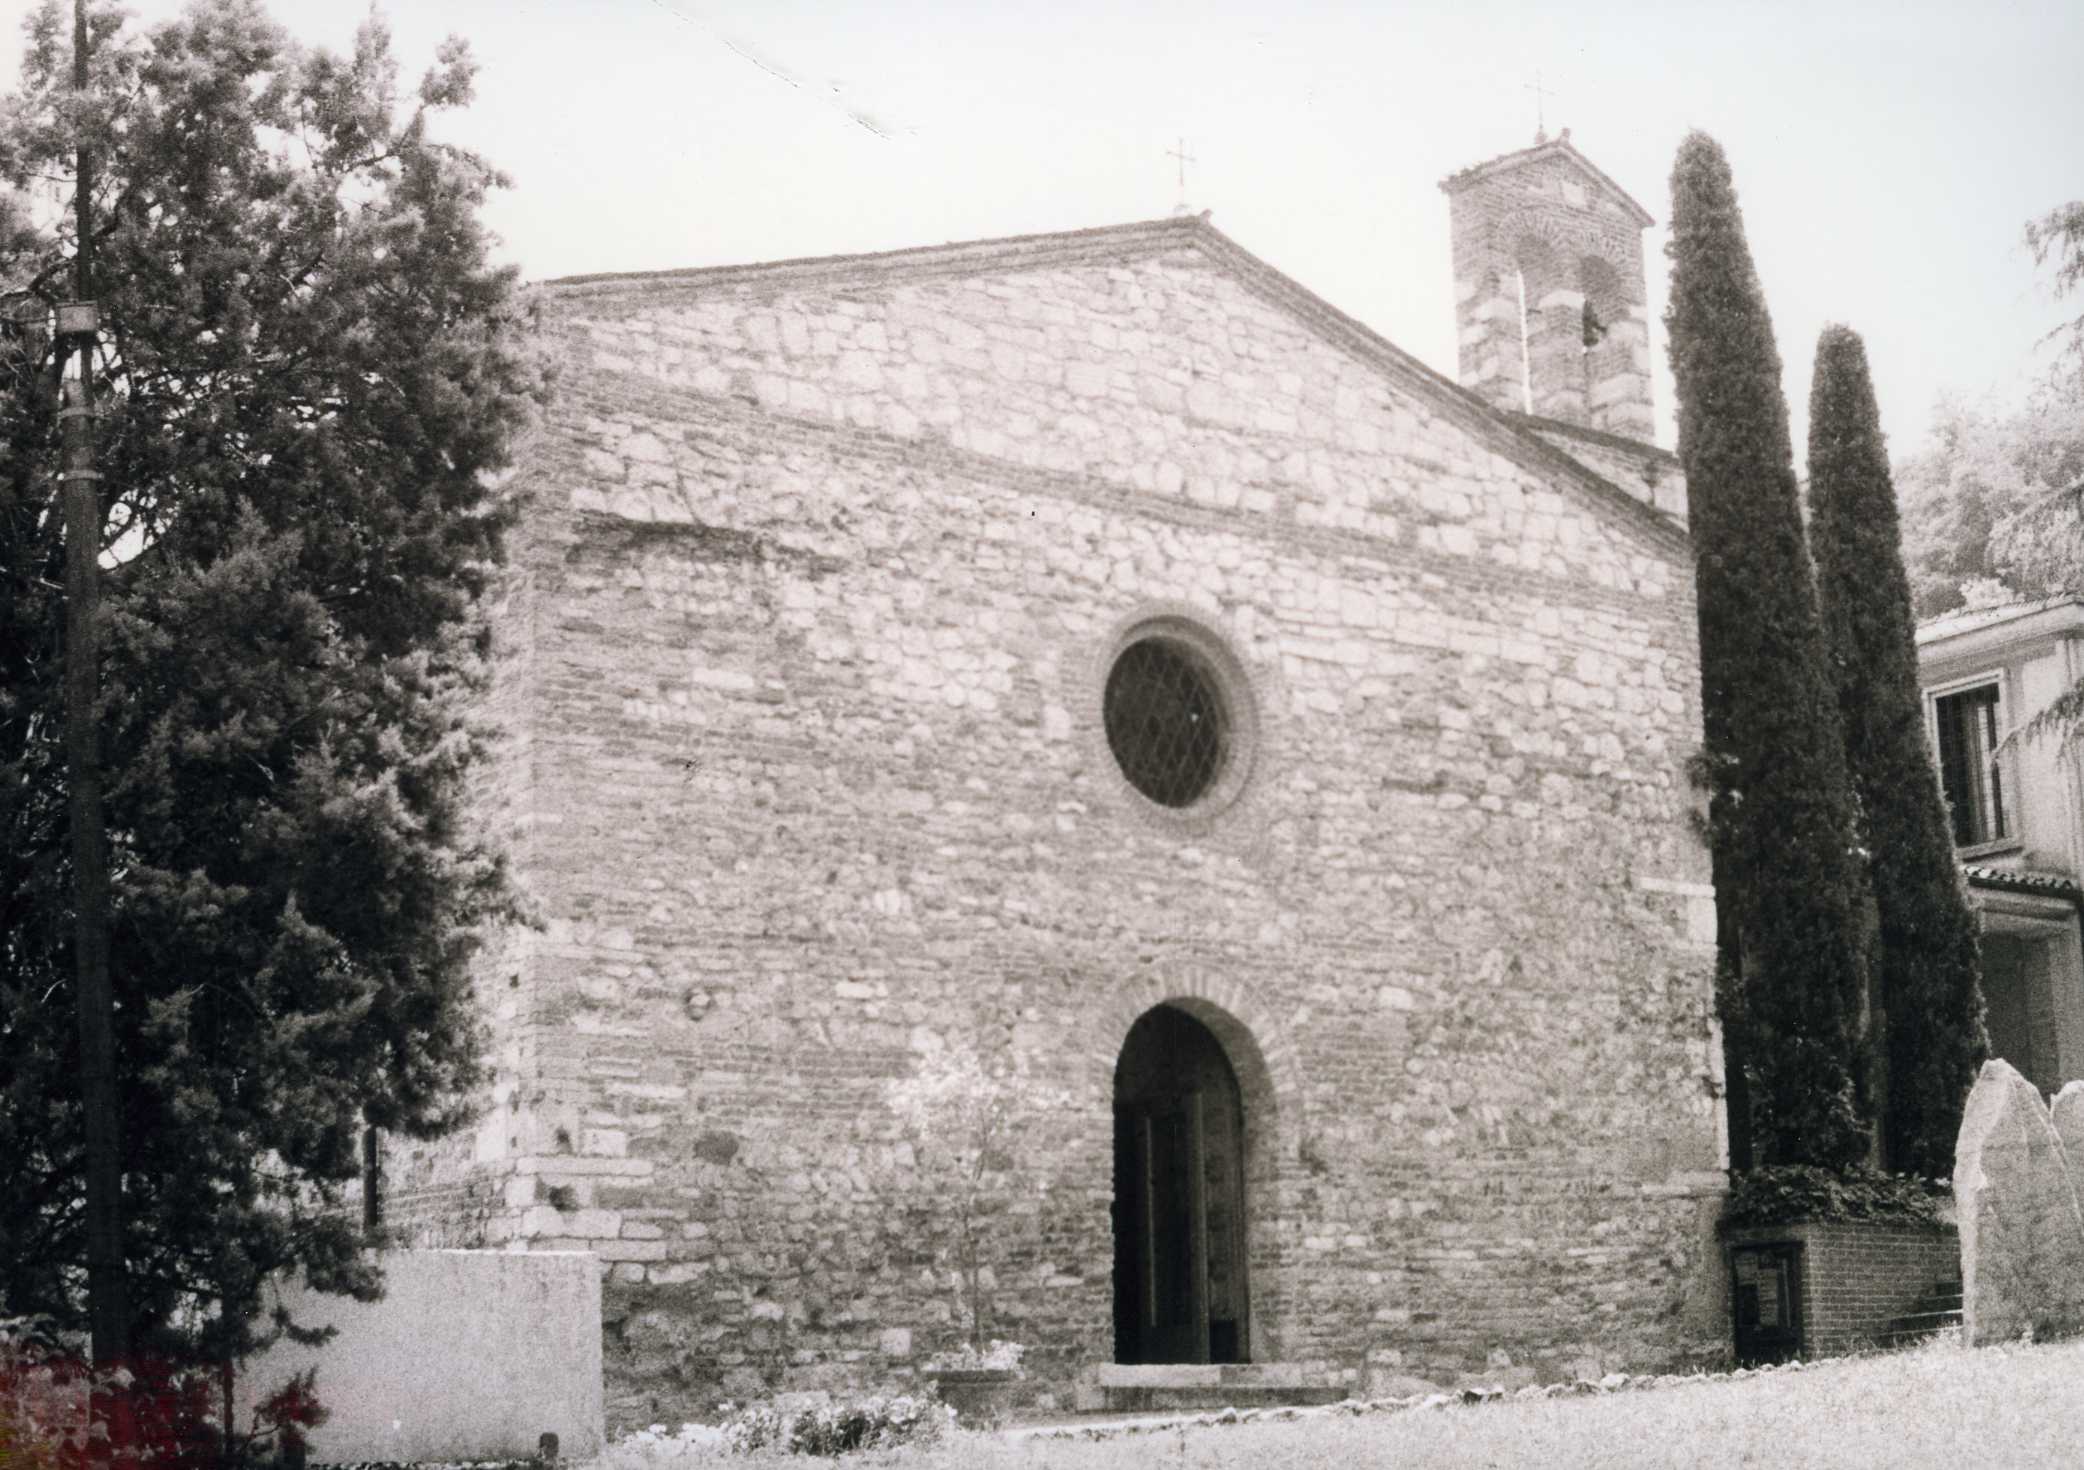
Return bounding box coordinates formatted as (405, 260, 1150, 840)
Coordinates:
(592, 1335, 2084, 1469)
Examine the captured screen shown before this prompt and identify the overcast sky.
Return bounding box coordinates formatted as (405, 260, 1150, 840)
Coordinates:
(8, 1, 2080, 455)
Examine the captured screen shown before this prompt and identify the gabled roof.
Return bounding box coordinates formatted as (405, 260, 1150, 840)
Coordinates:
(1438, 134, 1656, 230)
(539, 215, 1687, 555)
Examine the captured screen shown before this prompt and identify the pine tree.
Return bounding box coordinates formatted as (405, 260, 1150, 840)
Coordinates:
(1664, 132, 1873, 1170)
(1807, 324, 1988, 1178)
(0, 0, 544, 1365)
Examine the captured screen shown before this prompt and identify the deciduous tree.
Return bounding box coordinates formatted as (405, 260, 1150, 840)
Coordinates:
(1897, 375, 2084, 620)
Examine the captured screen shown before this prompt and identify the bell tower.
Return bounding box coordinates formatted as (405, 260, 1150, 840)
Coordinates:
(1439, 131, 1656, 442)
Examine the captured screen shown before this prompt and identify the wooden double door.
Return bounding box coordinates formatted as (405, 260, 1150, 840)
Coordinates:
(1113, 1005, 1249, 1365)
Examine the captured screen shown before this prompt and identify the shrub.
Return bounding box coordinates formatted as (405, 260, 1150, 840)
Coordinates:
(599, 1420, 729, 1469)
(0, 1316, 328, 1470)
(717, 1390, 954, 1457)
(1722, 1165, 1950, 1230)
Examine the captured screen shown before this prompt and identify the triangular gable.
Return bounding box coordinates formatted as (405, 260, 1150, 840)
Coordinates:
(1438, 135, 1656, 228)
(541, 214, 1686, 557)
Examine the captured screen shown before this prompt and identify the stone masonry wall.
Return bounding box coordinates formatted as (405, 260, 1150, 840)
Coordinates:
(478, 228, 1725, 1428)
(1444, 147, 1655, 440)
(1515, 417, 1687, 525)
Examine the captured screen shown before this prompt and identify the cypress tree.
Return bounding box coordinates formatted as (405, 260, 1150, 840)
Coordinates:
(1665, 132, 1873, 1170)
(1807, 324, 1989, 1178)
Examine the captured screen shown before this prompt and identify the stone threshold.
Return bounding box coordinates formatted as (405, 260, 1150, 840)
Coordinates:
(1095, 1363, 1329, 1390)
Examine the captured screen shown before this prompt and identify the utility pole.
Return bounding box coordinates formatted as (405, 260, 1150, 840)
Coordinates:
(59, 0, 128, 1429)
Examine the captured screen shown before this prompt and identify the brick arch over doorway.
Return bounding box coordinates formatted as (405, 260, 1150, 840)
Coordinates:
(1084, 970, 1301, 1362)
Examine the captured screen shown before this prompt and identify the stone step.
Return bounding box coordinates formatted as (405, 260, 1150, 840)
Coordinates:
(1093, 1363, 1348, 1414)
(1098, 1382, 1350, 1413)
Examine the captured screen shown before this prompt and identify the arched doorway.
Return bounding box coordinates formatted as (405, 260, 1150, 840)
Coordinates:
(1112, 1004, 1249, 1364)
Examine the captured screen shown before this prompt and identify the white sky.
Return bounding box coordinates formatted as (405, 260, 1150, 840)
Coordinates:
(9, 1, 2081, 455)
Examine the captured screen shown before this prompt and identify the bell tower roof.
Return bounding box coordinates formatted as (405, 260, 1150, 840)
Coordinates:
(1439, 131, 1655, 229)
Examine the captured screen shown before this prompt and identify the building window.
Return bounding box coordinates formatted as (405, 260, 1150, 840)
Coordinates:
(1934, 683, 2009, 847)
(1104, 638, 1230, 808)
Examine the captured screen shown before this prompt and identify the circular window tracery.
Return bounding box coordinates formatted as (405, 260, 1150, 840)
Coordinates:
(1103, 637, 1230, 808)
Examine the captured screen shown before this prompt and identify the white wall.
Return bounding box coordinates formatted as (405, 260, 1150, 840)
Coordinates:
(236, 1250, 602, 1464)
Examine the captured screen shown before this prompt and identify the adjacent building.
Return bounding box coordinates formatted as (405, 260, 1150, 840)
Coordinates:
(1917, 596, 2084, 1096)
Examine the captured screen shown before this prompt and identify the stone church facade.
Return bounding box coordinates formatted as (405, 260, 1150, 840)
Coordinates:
(385, 136, 1728, 1425)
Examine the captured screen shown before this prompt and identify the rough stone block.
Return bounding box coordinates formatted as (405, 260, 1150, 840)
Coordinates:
(2051, 1080, 2084, 1186)
(1954, 1058, 2084, 1343)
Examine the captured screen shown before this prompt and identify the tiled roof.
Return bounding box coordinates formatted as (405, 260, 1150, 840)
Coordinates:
(1916, 595, 2084, 645)
(1963, 863, 2083, 901)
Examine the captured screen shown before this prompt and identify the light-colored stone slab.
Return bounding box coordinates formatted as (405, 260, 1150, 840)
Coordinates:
(236, 1249, 603, 1464)
(1096, 1364, 1222, 1388)
(1953, 1060, 2084, 1344)
(2049, 1080, 2084, 1189)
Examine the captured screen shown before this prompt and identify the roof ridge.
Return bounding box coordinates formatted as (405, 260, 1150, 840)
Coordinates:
(534, 214, 1207, 293)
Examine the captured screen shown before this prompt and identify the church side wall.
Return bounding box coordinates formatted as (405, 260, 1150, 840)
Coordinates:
(511, 249, 1725, 1428)
(363, 471, 548, 1249)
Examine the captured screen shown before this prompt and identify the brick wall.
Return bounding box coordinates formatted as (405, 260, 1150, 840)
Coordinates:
(1726, 1220, 1959, 1359)
(456, 221, 1727, 1427)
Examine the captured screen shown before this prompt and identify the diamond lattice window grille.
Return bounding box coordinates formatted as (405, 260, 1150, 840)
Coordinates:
(1104, 639, 1227, 808)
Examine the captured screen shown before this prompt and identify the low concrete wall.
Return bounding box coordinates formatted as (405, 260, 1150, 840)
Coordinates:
(237, 1250, 602, 1464)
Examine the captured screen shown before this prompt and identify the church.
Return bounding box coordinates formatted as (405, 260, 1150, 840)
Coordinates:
(388, 133, 1730, 1425)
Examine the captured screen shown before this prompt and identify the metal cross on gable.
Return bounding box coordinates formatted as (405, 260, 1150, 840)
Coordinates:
(1167, 137, 1197, 199)
(1525, 71, 1559, 141)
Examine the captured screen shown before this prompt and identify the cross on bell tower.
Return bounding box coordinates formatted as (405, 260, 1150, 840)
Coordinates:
(1524, 71, 1558, 144)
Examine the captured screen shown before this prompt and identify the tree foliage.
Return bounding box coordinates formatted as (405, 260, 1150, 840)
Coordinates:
(1898, 196, 2084, 622)
(1664, 132, 1872, 1172)
(1806, 323, 1988, 1179)
(1720, 1163, 1948, 1230)
(1897, 371, 2084, 620)
(2027, 200, 2084, 363)
(0, 0, 544, 1365)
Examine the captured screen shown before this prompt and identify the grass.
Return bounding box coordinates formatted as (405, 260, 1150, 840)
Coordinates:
(591, 1332, 2084, 1469)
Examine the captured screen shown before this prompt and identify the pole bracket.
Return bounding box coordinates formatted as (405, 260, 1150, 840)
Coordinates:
(56, 468, 102, 483)
(55, 301, 99, 339)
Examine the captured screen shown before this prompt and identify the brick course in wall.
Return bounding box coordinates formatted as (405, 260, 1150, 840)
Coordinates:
(396, 206, 1730, 1429)
(1724, 1221, 1960, 1359)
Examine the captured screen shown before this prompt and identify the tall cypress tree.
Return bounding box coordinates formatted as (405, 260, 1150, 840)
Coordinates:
(1665, 132, 1873, 1170)
(1807, 324, 1989, 1178)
